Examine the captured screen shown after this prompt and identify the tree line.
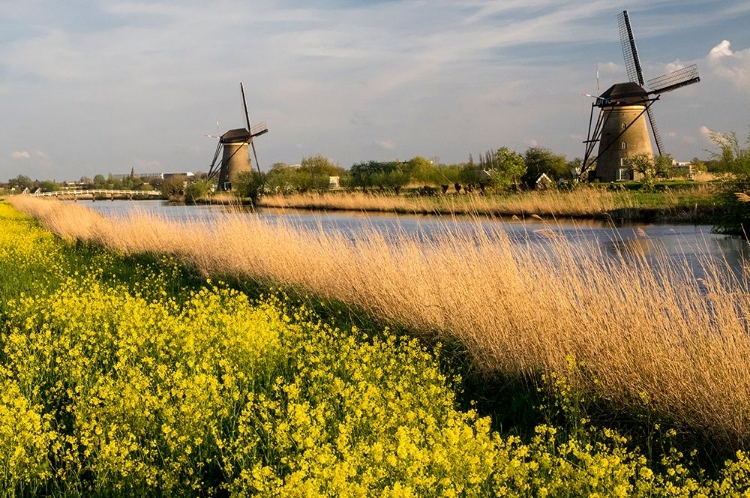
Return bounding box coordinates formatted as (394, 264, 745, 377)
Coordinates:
(1, 140, 737, 199)
(254, 147, 581, 196)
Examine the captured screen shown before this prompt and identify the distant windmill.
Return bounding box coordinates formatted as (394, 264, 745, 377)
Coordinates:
(581, 10, 700, 182)
(206, 83, 268, 191)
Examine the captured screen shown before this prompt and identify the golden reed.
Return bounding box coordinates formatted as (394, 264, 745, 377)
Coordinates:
(255, 186, 715, 218)
(8, 195, 750, 448)
(256, 188, 635, 217)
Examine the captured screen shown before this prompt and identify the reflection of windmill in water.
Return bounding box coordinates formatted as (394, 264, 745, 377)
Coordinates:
(207, 83, 268, 191)
(581, 10, 700, 182)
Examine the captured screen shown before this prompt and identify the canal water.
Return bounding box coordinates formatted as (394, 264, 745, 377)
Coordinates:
(81, 199, 748, 277)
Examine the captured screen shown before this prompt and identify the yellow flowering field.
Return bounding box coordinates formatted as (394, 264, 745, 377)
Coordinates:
(2, 199, 750, 496)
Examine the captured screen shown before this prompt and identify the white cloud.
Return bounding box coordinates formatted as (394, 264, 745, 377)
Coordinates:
(1, 1, 749, 180)
(709, 40, 734, 60)
(707, 40, 750, 96)
(11, 151, 30, 159)
(664, 61, 687, 73)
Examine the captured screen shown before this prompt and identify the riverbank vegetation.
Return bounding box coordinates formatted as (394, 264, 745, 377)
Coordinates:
(707, 129, 750, 235)
(9, 196, 750, 443)
(3, 135, 741, 227)
(5, 198, 750, 495)
(255, 183, 716, 222)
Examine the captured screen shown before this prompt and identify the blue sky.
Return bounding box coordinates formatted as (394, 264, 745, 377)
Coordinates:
(2, 0, 749, 181)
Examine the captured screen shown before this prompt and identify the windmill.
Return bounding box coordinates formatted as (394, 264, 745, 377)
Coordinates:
(206, 83, 268, 191)
(581, 10, 700, 182)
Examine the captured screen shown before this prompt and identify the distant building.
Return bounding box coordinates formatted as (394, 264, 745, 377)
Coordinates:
(109, 171, 194, 181)
(137, 172, 166, 180)
(671, 161, 695, 179)
(163, 172, 195, 180)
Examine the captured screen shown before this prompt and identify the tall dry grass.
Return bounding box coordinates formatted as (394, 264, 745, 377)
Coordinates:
(9, 195, 750, 448)
(257, 188, 642, 218)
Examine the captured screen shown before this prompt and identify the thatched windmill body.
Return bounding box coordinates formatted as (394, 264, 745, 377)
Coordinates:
(581, 11, 700, 182)
(207, 83, 268, 191)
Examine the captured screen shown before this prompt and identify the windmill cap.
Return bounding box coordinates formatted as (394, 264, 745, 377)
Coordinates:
(220, 128, 251, 143)
(598, 82, 649, 105)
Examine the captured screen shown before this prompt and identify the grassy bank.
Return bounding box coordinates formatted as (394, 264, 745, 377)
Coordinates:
(255, 185, 717, 222)
(8, 196, 750, 448)
(4, 197, 750, 495)
(0, 202, 502, 495)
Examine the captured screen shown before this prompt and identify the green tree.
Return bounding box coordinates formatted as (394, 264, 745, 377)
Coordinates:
(385, 169, 410, 193)
(265, 164, 300, 193)
(234, 171, 265, 205)
(628, 153, 673, 190)
(690, 157, 707, 175)
(350, 161, 403, 190)
(38, 180, 59, 192)
(300, 155, 342, 177)
(93, 174, 107, 188)
(150, 178, 164, 191)
(522, 147, 568, 187)
(434, 164, 463, 185)
(489, 147, 526, 191)
(185, 179, 213, 204)
(458, 164, 482, 187)
(708, 129, 750, 235)
(161, 175, 186, 197)
(110, 178, 124, 190)
(299, 155, 344, 192)
(405, 156, 438, 185)
(9, 174, 34, 192)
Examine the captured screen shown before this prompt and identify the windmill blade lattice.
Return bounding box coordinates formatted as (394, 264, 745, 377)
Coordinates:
(645, 106, 664, 156)
(618, 10, 645, 86)
(206, 142, 223, 180)
(648, 64, 700, 94)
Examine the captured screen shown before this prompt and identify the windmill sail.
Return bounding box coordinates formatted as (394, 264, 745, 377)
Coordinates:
(618, 10, 644, 86)
(645, 65, 700, 155)
(241, 82, 252, 132)
(240, 82, 268, 174)
(645, 106, 664, 156)
(250, 121, 269, 137)
(618, 9, 669, 156)
(648, 64, 701, 94)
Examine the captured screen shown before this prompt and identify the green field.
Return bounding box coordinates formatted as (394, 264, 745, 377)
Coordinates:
(2, 199, 750, 496)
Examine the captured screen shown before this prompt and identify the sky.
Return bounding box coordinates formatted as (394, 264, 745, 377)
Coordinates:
(1, 0, 750, 182)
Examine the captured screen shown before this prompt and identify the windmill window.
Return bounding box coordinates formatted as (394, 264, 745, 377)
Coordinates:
(621, 142, 627, 150)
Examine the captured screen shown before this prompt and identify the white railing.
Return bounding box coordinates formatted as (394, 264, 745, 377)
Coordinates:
(32, 189, 162, 197)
